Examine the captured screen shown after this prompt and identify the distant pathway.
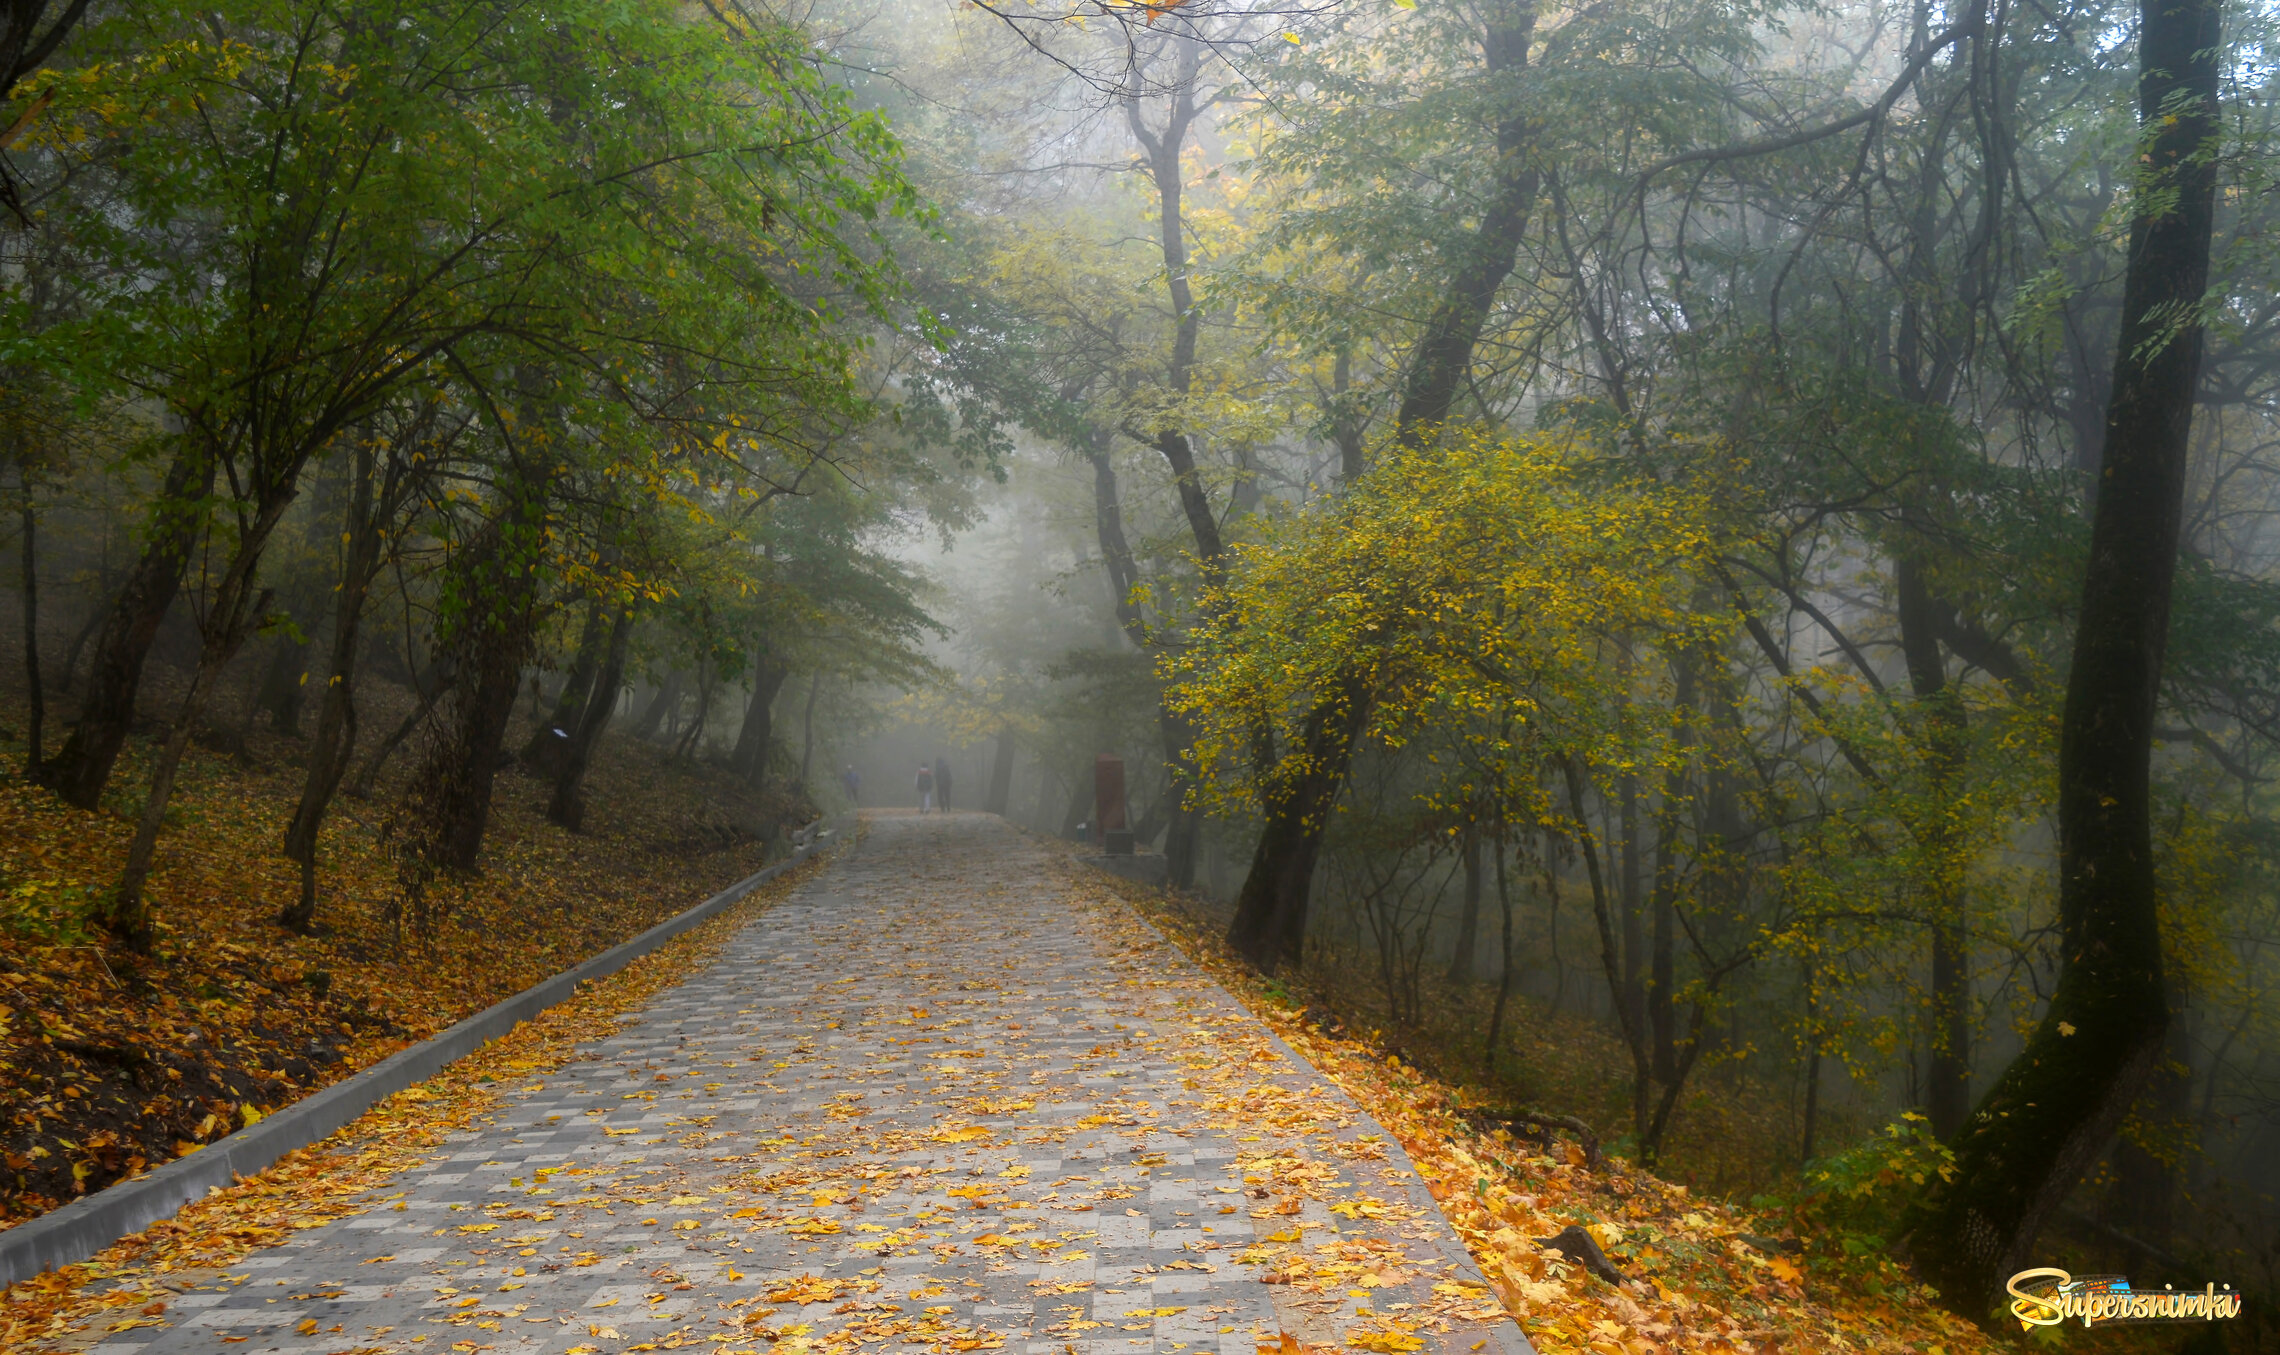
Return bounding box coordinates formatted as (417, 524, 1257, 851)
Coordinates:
(96, 814, 1529, 1355)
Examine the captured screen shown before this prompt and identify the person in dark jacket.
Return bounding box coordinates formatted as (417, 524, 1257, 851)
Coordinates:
(934, 756, 954, 812)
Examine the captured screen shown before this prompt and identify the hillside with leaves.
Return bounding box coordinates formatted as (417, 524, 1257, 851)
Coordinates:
(0, 688, 795, 1225)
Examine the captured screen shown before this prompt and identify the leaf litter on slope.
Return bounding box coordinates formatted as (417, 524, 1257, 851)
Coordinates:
(0, 844, 836, 1354)
(0, 720, 796, 1225)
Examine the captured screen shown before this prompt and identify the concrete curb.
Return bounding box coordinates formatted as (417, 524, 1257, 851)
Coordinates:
(0, 818, 849, 1289)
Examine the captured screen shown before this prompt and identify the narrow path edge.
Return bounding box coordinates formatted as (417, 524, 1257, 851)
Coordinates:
(1084, 858, 1541, 1355)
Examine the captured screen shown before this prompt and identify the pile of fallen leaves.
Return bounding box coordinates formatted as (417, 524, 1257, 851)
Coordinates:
(0, 843, 835, 1353)
(1077, 860, 2008, 1355)
(0, 706, 801, 1226)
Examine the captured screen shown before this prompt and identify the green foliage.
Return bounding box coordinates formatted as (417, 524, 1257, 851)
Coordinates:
(1749, 1115, 1960, 1288)
(1, 878, 103, 946)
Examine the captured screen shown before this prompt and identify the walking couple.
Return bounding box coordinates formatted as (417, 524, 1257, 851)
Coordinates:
(915, 756, 953, 812)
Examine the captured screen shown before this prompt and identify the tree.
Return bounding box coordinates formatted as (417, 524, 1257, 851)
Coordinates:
(279, 406, 437, 932)
(5, 0, 926, 944)
(1912, 0, 2224, 1315)
(1173, 427, 1730, 978)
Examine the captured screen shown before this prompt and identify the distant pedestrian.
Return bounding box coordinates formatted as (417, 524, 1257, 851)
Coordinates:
(841, 764, 862, 805)
(934, 756, 954, 811)
(915, 763, 934, 812)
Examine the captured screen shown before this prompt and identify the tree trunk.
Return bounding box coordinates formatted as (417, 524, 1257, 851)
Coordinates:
(403, 465, 549, 879)
(1226, 675, 1372, 972)
(1914, 0, 2219, 1314)
(1898, 554, 1973, 1139)
(1650, 822, 1678, 1084)
(1229, 4, 1539, 969)
(548, 605, 632, 830)
(415, 632, 527, 875)
(1649, 661, 1693, 1084)
(282, 443, 388, 932)
(1031, 755, 1059, 832)
(105, 491, 290, 947)
(1566, 759, 1655, 1151)
(1059, 759, 1092, 837)
(1165, 812, 1202, 886)
(253, 618, 314, 737)
(57, 584, 102, 695)
(1392, 6, 1540, 444)
(2105, 992, 2192, 1245)
(1125, 51, 1229, 584)
(1088, 441, 1205, 886)
(348, 654, 448, 800)
(47, 444, 215, 810)
(629, 670, 683, 743)
(675, 659, 714, 761)
(1447, 825, 1482, 986)
(1801, 961, 1823, 1163)
(1331, 348, 1367, 485)
(1484, 829, 1517, 1060)
(1121, 58, 1230, 890)
(1131, 785, 1171, 847)
(730, 641, 790, 787)
(524, 595, 605, 774)
(987, 727, 1016, 816)
(18, 468, 44, 780)
(798, 668, 820, 792)
(1619, 772, 1643, 1034)
(417, 599, 529, 873)
(1159, 707, 1204, 889)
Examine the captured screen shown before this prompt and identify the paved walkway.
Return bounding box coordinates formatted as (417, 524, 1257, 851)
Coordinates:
(95, 815, 1528, 1355)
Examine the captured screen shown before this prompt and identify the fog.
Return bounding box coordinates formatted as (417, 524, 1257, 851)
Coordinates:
(4, 0, 2277, 1326)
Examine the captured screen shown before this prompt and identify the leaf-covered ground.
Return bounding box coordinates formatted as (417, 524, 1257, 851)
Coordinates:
(1077, 862, 2010, 1355)
(0, 800, 2099, 1355)
(4, 813, 1533, 1355)
(0, 841, 837, 1352)
(0, 711, 798, 1226)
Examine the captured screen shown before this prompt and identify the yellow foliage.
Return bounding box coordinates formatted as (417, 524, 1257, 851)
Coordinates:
(1166, 426, 1732, 821)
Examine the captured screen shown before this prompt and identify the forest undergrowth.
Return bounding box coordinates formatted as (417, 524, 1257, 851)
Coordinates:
(0, 690, 798, 1228)
(1256, 930, 2276, 1351)
(1312, 954, 1855, 1204)
(1163, 892, 1836, 1200)
(1109, 867, 2262, 1354)
(1096, 867, 1992, 1354)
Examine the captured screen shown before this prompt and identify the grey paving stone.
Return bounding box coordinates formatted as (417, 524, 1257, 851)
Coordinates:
(110, 815, 1530, 1355)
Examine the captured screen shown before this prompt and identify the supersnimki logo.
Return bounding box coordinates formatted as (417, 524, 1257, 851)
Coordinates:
(2006, 1268, 2244, 1330)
